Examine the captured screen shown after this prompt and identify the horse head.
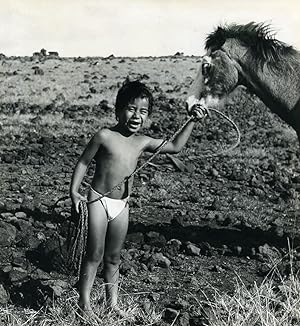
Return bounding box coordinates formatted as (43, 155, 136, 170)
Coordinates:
(186, 49, 241, 111)
(186, 22, 300, 122)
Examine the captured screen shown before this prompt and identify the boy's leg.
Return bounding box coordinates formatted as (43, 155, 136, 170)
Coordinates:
(78, 196, 108, 311)
(103, 204, 129, 308)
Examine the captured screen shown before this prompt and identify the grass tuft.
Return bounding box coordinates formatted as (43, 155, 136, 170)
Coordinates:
(0, 283, 162, 326)
(195, 244, 300, 326)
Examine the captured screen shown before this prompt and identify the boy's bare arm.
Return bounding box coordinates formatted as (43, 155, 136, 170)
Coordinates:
(70, 130, 105, 206)
(144, 105, 207, 154)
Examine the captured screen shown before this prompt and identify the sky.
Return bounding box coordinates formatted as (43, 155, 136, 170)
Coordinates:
(1, 0, 299, 57)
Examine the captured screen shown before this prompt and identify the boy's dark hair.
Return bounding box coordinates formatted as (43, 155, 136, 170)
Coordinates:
(115, 80, 153, 116)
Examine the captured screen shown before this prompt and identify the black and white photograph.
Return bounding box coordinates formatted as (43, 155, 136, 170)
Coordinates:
(0, 1, 299, 325)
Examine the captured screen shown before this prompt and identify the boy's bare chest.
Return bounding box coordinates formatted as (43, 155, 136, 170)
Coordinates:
(97, 136, 144, 163)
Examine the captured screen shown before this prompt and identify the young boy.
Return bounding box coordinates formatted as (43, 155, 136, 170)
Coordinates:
(70, 80, 207, 319)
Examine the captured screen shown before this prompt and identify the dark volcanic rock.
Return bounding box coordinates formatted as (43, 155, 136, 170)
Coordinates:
(149, 252, 171, 268)
(9, 267, 29, 283)
(0, 221, 17, 246)
(0, 284, 10, 304)
(145, 231, 167, 247)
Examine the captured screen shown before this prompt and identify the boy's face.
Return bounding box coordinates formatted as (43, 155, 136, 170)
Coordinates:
(118, 96, 149, 133)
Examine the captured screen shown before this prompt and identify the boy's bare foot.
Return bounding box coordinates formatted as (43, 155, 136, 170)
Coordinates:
(76, 306, 101, 324)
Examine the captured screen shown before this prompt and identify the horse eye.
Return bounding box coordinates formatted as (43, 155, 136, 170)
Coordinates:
(202, 62, 211, 76)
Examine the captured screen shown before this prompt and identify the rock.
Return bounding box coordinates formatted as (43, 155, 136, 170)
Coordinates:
(13, 218, 33, 232)
(149, 253, 171, 268)
(41, 279, 69, 297)
(14, 211, 27, 219)
(18, 233, 42, 249)
(0, 265, 12, 273)
(216, 214, 230, 226)
(171, 215, 184, 227)
(12, 256, 30, 270)
(0, 247, 13, 264)
(0, 201, 6, 210)
(210, 168, 219, 178)
(145, 231, 166, 247)
(199, 242, 213, 256)
(185, 242, 201, 256)
(36, 237, 66, 272)
(162, 308, 179, 321)
(211, 265, 226, 273)
(0, 284, 9, 304)
(2, 154, 14, 163)
(0, 221, 17, 246)
(126, 232, 145, 246)
(9, 267, 29, 283)
(210, 198, 222, 211)
(234, 246, 243, 256)
(1, 212, 14, 219)
(120, 260, 138, 276)
(31, 268, 51, 280)
(45, 221, 56, 230)
(257, 243, 281, 263)
(165, 239, 182, 256)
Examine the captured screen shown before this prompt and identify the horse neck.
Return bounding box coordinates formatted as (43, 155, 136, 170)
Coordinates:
(223, 40, 300, 123)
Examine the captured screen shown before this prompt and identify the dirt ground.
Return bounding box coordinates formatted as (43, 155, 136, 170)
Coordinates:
(0, 54, 299, 322)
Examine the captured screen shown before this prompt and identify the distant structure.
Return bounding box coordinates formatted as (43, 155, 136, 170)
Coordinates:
(174, 51, 184, 57)
(48, 51, 59, 57)
(0, 53, 6, 60)
(32, 49, 60, 60)
(40, 48, 47, 56)
(32, 52, 41, 59)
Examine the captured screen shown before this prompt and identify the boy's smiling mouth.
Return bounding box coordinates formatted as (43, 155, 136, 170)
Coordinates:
(127, 119, 142, 128)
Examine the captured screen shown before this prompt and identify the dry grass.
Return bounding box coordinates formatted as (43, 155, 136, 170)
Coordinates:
(1, 249, 299, 326)
(0, 282, 162, 326)
(195, 244, 300, 326)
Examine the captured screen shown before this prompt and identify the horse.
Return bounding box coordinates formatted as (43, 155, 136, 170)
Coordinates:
(186, 22, 300, 142)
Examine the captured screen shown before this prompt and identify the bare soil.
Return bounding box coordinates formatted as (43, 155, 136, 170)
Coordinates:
(0, 54, 299, 323)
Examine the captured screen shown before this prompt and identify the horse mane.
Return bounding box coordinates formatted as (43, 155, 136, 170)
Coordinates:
(205, 22, 298, 69)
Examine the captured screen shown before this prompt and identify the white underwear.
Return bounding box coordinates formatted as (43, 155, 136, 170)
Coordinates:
(89, 187, 129, 222)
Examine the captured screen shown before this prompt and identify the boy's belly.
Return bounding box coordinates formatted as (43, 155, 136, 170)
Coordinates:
(91, 168, 134, 200)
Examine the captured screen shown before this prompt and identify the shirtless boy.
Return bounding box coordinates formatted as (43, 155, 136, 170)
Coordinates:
(70, 80, 207, 318)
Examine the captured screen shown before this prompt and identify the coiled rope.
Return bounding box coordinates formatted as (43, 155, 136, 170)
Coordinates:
(67, 201, 89, 278)
(64, 108, 241, 277)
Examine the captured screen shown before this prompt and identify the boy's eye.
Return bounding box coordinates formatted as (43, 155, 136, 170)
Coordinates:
(141, 109, 149, 115)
